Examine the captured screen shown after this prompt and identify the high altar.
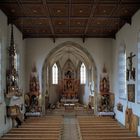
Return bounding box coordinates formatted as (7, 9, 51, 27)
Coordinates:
(59, 60, 80, 103)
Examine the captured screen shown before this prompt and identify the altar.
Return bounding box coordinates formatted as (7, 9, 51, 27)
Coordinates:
(98, 112, 115, 117)
(64, 103, 75, 110)
(58, 60, 80, 107)
(61, 99, 79, 104)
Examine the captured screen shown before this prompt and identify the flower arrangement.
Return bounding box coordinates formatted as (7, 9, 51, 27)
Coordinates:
(117, 102, 123, 112)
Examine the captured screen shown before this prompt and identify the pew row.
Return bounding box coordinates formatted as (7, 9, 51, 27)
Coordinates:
(0, 116, 63, 140)
(77, 116, 140, 140)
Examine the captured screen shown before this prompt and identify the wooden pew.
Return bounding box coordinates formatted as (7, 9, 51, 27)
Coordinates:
(0, 116, 63, 140)
(77, 116, 140, 140)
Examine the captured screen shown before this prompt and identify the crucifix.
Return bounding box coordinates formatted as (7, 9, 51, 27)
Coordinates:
(127, 52, 136, 71)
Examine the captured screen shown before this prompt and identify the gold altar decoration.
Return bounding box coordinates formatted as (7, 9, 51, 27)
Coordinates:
(98, 65, 114, 112)
(25, 64, 41, 113)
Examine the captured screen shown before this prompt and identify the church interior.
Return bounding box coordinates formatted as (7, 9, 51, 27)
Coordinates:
(0, 0, 140, 140)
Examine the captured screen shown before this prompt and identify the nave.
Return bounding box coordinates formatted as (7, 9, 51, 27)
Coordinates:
(0, 115, 140, 140)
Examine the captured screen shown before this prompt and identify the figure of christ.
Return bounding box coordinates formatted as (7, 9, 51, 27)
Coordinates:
(127, 52, 136, 71)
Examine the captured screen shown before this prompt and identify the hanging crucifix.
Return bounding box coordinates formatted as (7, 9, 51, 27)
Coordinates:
(127, 52, 136, 71)
(127, 52, 136, 81)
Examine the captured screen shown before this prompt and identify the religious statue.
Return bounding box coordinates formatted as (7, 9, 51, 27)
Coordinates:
(65, 70, 72, 78)
(130, 67, 135, 81)
(127, 52, 136, 81)
(100, 65, 110, 93)
(29, 64, 40, 95)
(66, 80, 72, 90)
(127, 52, 136, 72)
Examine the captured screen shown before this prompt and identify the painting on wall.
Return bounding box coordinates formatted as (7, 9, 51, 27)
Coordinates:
(128, 84, 135, 102)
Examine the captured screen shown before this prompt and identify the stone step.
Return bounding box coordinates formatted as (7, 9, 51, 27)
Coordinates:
(4, 134, 59, 137)
(1, 138, 58, 140)
(82, 136, 140, 140)
(8, 131, 60, 134)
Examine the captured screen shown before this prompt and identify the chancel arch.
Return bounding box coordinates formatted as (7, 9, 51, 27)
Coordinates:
(42, 41, 97, 115)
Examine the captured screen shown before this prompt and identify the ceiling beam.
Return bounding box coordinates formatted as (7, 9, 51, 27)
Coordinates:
(1, 1, 140, 5)
(20, 25, 119, 29)
(24, 34, 115, 38)
(23, 33, 114, 36)
(42, 0, 55, 43)
(9, 15, 132, 20)
(83, 0, 99, 39)
(106, 0, 123, 33)
(3, 0, 137, 39)
(12, 0, 29, 33)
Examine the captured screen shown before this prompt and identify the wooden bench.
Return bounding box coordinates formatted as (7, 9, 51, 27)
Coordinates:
(77, 116, 140, 140)
(0, 116, 63, 140)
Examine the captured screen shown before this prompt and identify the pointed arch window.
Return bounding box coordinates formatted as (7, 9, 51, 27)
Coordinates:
(15, 52, 20, 71)
(80, 63, 86, 84)
(118, 45, 127, 99)
(52, 63, 58, 84)
(137, 35, 140, 102)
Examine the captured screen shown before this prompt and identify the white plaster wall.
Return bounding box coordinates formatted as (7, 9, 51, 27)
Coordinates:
(0, 10, 25, 137)
(0, 10, 10, 137)
(112, 9, 140, 134)
(25, 38, 113, 105)
(12, 26, 26, 92)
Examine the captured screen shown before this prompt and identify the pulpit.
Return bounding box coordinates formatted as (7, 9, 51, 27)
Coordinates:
(5, 25, 23, 121)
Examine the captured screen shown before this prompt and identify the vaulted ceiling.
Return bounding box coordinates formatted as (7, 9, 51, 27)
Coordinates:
(0, 0, 140, 40)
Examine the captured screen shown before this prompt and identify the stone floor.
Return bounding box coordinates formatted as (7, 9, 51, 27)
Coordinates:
(62, 116, 80, 140)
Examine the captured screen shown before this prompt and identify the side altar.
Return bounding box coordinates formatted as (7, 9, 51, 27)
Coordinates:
(24, 64, 41, 116)
(98, 65, 114, 115)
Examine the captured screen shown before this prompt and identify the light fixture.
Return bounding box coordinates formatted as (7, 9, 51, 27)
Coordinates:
(79, 9, 83, 13)
(57, 9, 61, 13)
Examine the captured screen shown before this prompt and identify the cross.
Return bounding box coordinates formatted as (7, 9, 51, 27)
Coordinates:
(127, 52, 136, 71)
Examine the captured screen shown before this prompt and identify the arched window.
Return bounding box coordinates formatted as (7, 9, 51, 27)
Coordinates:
(137, 34, 140, 102)
(52, 63, 58, 84)
(118, 45, 127, 99)
(15, 52, 19, 71)
(80, 63, 86, 84)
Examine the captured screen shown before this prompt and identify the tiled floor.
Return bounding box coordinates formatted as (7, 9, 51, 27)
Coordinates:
(62, 116, 80, 140)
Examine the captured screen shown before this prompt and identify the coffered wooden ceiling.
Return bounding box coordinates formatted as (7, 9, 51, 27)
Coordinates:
(0, 0, 140, 40)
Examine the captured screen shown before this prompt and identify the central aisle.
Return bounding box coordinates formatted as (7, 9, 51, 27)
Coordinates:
(62, 116, 80, 140)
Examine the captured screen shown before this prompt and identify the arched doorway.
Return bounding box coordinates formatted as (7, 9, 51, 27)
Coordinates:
(42, 41, 97, 115)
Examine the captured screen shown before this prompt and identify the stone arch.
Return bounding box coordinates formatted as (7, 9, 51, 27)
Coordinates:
(41, 41, 97, 114)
